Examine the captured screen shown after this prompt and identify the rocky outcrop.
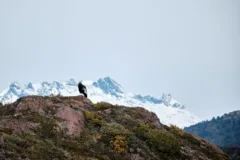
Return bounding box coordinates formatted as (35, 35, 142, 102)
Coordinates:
(0, 95, 92, 136)
(0, 95, 229, 160)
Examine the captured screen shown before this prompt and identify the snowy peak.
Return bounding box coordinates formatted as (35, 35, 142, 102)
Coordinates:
(26, 82, 34, 89)
(51, 81, 63, 89)
(0, 82, 27, 104)
(133, 93, 185, 109)
(161, 93, 185, 109)
(161, 93, 172, 106)
(133, 95, 163, 104)
(8, 81, 25, 96)
(0, 77, 200, 128)
(65, 78, 77, 86)
(9, 81, 21, 89)
(93, 77, 124, 96)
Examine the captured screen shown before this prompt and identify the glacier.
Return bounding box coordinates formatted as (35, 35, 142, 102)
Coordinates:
(0, 76, 201, 128)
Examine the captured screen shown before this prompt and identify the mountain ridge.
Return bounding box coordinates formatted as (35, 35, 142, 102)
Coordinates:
(0, 77, 200, 128)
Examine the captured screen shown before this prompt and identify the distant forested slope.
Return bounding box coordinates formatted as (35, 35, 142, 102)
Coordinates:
(184, 111, 240, 147)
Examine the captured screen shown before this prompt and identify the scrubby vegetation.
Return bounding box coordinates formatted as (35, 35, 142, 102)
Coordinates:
(0, 97, 230, 160)
(170, 124, 185, 136)
(0, 115, 67, 160)
(84, 110, 107, 127)
(92, 102, 115, 111)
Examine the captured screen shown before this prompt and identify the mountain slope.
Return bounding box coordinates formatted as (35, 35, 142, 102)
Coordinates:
(0, 95, 229, 160)
(184, 110, 240, 147)
(0, 77, 200, 128)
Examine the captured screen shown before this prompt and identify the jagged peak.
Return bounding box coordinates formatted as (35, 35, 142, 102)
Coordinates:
(66, 78, 77, 86)
(162, 93, 172, 99)
(51, 81, 63, 89)
(4, 81, 28, 99)
(41, 81, 51, 86)
(25, 82, 34, 90)
(93, 76, 124, 95)
(134, 94, 163, 104)
(9, 81, 21, 89)
(100, 76, 122, 86)
(161, 93, 185, 109)
(161, 93, 172, 105)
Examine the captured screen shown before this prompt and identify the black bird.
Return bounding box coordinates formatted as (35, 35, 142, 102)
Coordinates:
(78, 81, 87, 98)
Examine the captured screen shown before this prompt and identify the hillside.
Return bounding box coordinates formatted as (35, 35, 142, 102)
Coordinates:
(0, 95, 229, 160)
(0, 77, 200, 128)
(184, 110, 240, 147)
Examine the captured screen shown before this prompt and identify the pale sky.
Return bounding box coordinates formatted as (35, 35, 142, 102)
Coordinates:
(1, 0, 239, 120)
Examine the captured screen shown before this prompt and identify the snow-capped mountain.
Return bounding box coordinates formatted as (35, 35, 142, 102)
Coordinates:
(0, 77, 201, 128)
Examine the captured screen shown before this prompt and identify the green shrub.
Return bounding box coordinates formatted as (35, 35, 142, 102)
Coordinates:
(135, 122, 181, 157)
(60, 139, 81, 153)
(19, 133, 38, 144)
(135, 123, 150, 140)
(182, 133, 201, 146)
(29, 140, 67, 160)
(118, 108, 142, 120)
(101, 123, 132, 136)
(84, 111, 107, 127)
(113, 113, 140, 131)
(30, 115, 65, 145)
(170, 124, 185, 136)
(2, 133, 39, 159)
(2, 134, 27, 153)
(93, 102, 114, 111)
(146, 129, 181, 156)
(2, 132, 66, 160)
(100, 123, 132, 154)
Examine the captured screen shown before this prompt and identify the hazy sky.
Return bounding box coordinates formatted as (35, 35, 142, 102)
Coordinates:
(1, 0, 239, 120)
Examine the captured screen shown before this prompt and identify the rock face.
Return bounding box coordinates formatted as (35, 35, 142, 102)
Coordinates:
(0, 96, 229, 160)
(0, 96, 91, 136)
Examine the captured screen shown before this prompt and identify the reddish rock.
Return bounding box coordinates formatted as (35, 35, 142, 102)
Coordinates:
(0, 95, 92, 136)
(55, 105, 85, 136)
